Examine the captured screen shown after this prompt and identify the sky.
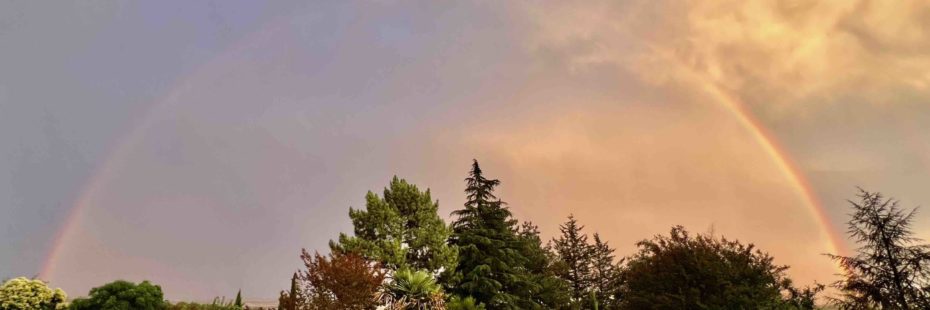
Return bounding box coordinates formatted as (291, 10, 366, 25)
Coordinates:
(2, 0, 930, 301)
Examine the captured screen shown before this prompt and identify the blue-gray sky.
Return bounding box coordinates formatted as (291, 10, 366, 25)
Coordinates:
(3, 0, 930, 301)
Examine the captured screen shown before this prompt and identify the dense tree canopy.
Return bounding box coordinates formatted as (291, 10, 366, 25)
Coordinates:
(0, 277, 67, 310)
(332, 176, 456, 274)
(621, 226, 816, 309)
(828, 189, 930, 309)
(69, 280, 167, 310)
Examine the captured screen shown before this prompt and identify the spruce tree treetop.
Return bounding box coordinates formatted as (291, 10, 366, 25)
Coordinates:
(553, 214, 594, 302)
(332, 176, 456, 274)
(448, 160, 540, 309)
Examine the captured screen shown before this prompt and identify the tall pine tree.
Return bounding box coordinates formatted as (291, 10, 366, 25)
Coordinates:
(448, 160, 539, 309)
(331, 176, 456, 274)
(552, 215, 594, 303)
(589, 233, 622, 309)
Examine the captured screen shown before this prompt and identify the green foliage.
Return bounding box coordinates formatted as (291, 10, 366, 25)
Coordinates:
(446, 296, 484, 310)
(0, 277, 67, 310)
(552, 215, 594, 303)
(447, 160, 544, 309)
(234, 291, 242, 308)
(332, 176, 457, 274)
(551, 217, 623, 309)
(827, 189, 930, 309)
(516, 222, 571, 309)
(589, 234, 623, 309)
(278, 273, 303, 310)
(169, 296, 242, 310)
(68, 280, 167, 310)
(379, 268, 445, 309)
(621, 226, 817, 309)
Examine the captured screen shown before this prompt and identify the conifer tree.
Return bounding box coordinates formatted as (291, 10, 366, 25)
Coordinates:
(332, 176, 456, 274)
(234, 290, 243, 308)
(278, 272, 303, 310)
(518, 221, 571, 308)
(827, 189, 930, 309)
(552, 215, 594, 303)
(448, 160, 538, 309)
(589, 233, 622, 309)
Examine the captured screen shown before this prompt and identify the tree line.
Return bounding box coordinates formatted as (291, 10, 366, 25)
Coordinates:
(275, 160, 930, 309)
(3, 161, 930, 309)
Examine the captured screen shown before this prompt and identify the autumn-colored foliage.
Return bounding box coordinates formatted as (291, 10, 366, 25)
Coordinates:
(299, 250, 385, 310)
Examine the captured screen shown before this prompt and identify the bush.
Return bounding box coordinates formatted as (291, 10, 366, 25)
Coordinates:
(168, 296, 242, 310)
(0, 277, 67, 310)
(69, 280, 167, 310)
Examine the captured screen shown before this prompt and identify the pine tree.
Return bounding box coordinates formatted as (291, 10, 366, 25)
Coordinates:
(552, 215, 594, 303)
(447, 160, 538, 309)
(331, 176, 456, 274)
(827, 189, 930, 309)
(589, 233, 622, 309)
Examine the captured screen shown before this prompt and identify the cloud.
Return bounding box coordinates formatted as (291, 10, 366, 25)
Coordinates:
(520, 0, 930, 117)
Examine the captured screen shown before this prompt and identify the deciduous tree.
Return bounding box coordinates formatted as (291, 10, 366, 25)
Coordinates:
(621, 226, 816, 309)
(300, 251, 385, 310)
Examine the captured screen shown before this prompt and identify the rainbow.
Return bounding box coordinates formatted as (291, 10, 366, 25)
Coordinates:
(37, 25, 847, 281)
(655, 47, 848, 259)
(38, 17, 290, 280)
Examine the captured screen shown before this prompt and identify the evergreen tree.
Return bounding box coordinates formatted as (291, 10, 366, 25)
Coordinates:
(278, 272, 303, 310)
(234, 290, 242, 308)
(552, 215, 594, 303)
(518, 221, 571, 309)
(827, 189, 930, 309)
(332, 176, 456, 274)
(589, 234, 622, 309)
(447, 160, 538, 309)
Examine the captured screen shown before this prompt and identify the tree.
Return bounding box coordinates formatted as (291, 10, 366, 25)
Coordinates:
(378, 268, 445, 309)
(234, 290, 242, 308)
(621, 226, 817, 309)
(552, 215, 594, 303)
(69, 280, 167, 310)
(827, 189, 930, 309)
(299, 250, 385, 310)
(332, 176, 456, 274)
(0, 277, 67, 310)
(589, 234, 622, 309)
(517, 222, 571, 309)
(278, 272, 304, 310)
(447, 160, 538, 309)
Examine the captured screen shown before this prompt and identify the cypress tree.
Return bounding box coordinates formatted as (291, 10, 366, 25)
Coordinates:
(448, 160, 537, 309)
(278, 272, 303, 310)
(234, 289, 242, 308)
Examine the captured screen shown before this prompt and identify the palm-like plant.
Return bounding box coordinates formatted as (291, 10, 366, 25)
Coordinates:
(379, 268, 445, 310)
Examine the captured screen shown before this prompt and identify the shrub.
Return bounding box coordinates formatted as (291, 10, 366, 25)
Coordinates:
(0, 277, 67, 310)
